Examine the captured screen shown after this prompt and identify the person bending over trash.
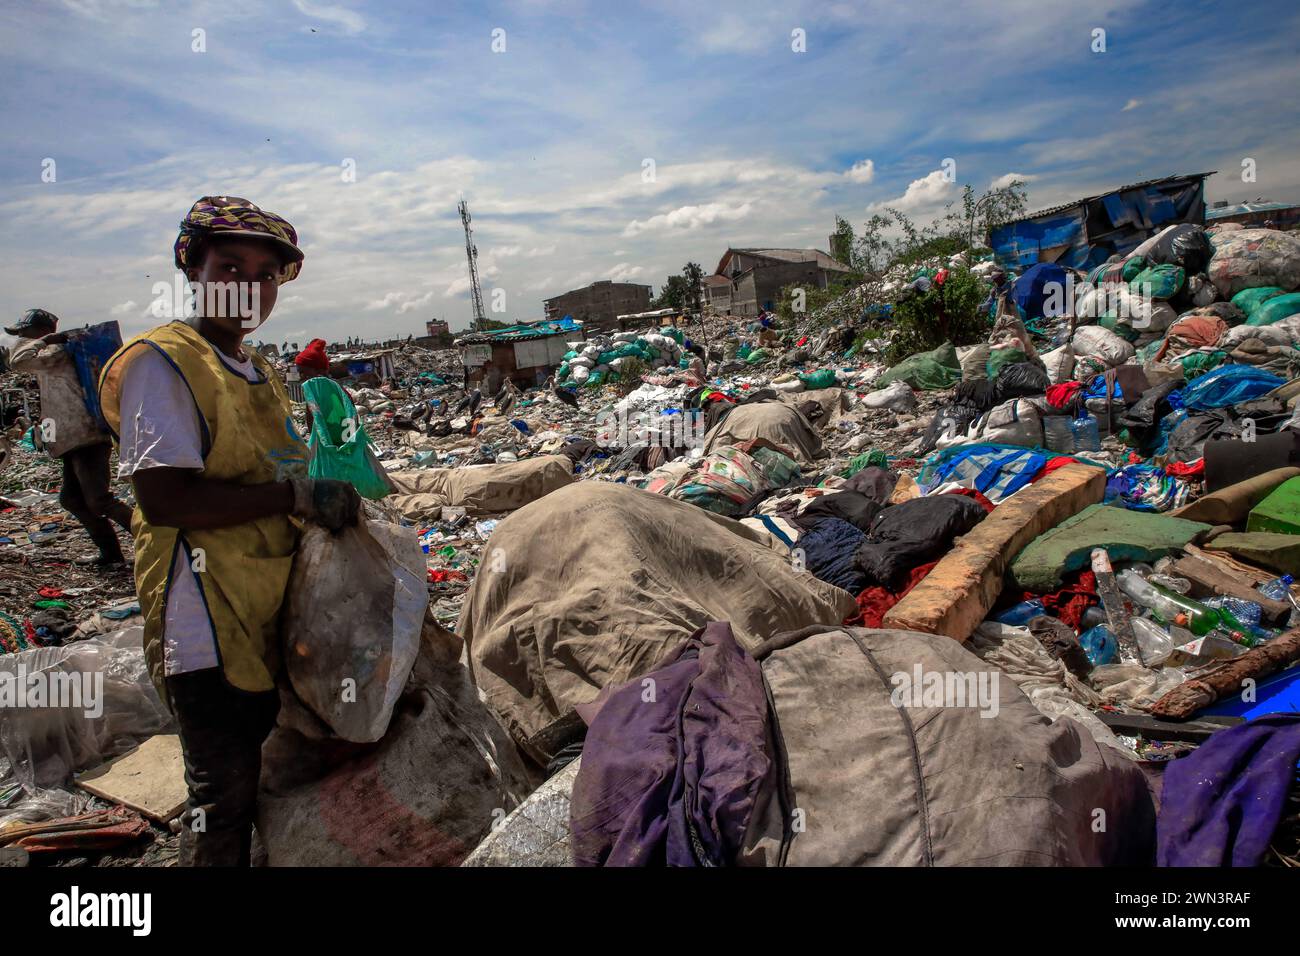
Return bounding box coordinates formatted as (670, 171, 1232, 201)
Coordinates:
(98, 196, 361, 867)
(7, 308, 134, 565)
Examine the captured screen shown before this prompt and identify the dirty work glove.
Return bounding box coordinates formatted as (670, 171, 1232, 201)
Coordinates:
(291, 478, 361, 532)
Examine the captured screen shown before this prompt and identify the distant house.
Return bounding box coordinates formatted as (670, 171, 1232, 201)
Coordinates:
(1206, 199, 1300, 231)
(455, 317, 582, 390)
(543, 280, 652, 333)
(705, 247, 854, 316)
(989, 172, 1215, 271)
(424, 319, 454, 347)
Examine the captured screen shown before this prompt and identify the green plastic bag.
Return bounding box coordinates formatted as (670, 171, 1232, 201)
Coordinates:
(1181, 351, 1227, 380)
(303, 376, 392, 500)
(745, 348, 769, 364)
(986, 347, 1027, 378)
(1098, 314, 1139, 341)
(1231, 286, 1284, 316)
(876, 341, 962, 391)
(798, 369, 838, 390)
(1121, 256, 1148, 283)
(1246, 292, 1300, 327)
(1129, 263, 1185, 300)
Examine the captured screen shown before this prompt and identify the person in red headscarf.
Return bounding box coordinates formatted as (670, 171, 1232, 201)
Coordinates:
(293, 338, 335, 435)
(294, 338, 330, 382)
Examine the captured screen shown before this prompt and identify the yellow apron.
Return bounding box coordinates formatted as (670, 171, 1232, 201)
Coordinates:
(99, 321, 308, 700)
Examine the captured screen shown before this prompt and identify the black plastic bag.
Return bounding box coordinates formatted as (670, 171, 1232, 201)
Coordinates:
(1149, 224, 1213, 275)
(994, 362, 1050, 402)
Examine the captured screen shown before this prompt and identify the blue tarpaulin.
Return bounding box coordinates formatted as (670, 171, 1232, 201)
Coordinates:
(1010, 262, 1068, 319)
(1174, 365, 1284, 410)
(990, 173, 1211, 271)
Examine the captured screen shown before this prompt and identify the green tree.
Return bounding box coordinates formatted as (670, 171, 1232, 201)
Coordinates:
(682, 261, 704, 316)
(939, 180, 1029, 249)
(830, 215, 856, 268)
(884, 267, 987, 364)
(653, 274, 690, 309)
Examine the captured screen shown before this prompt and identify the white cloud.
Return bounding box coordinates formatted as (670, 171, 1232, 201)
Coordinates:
(291, 0, 365, 35)
(622, 202, 753, 237)
(990, 172, 1037, 190)
(109, 299, 137, 315)
(868, 169, 956, 214)
(846, 159, 875, 183)
(1122, 98, 1141, 111)
(606, 262, 645, 282)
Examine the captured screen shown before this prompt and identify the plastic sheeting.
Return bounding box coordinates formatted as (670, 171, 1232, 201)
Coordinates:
(0, 626, 174, 792)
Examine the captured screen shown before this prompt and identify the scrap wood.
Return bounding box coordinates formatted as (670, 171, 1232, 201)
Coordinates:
(1170, 550, 1292, 622)
(76, 734, 188, 823)
(1149, 627, 1300, 720)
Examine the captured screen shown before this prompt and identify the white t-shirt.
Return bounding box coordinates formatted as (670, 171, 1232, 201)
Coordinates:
(117, 345, 264, 677)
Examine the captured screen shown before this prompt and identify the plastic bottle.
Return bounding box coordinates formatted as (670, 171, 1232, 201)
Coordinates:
(1131, 617, 1174, 666)
(1258, 574, 1295, 603)
(1078, 625, 1117, 666)
(994, 599, 1047, 627)
(1203, 595, 1262, 629)
(1117, 569, 1257, 644)
(1069, 414, 1102, 453)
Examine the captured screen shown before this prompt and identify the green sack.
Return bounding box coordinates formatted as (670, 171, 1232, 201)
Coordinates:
(1129, 263, 1185, 300)
(841, 449, 887, 479)
(1098, 314, 1139, 341)
(798, 369, 838, 390)
(745, 348, 769, 364)
(1121, 256, 1148, 283)
(1181, 350, 1227, 380)
(876, 341, 962, 391)
(302, 376, 392, 500)
(986, 346, 1027, 378)
(1231, 286, 1284, 316)
(1246, 292, 1300, 327)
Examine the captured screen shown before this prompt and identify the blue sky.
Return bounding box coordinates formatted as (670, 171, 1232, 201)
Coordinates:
(2, 0, 1299, 344)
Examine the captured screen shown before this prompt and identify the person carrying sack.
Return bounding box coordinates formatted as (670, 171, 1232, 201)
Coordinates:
(7, 308, 134, 565)
(98, 196, 361, 866)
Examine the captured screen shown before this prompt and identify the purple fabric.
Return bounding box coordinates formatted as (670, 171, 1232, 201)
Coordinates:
(570, 621, 772, 867)
(1157, 713, 1300, 867)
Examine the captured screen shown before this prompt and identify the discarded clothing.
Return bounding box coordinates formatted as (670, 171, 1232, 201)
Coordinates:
(799, 517, 869, 593)
(1157, 714, 1300, 867)
(570, 621, 773, 867)
(855, 494, 987, 590)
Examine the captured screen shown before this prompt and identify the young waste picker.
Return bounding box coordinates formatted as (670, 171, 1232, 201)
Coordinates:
(97, 196, 361, 866)
(6, 308, 134, 565)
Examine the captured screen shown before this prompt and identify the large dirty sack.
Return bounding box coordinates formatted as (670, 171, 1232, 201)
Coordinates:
(0, 627, 174, 791)
(458, 482, 857, 765)
(874, 341, 962, 391)
(1207, 228, 1300, 299)
(387, 454, 574, 518)
(461, 759, 580, 867)
(742, 626, 1154, 865)
(258, 624, 534, 866)
(699, 401, 824, 462)
(1071, 325, 1135, 367)
(283, 520, 427, 743)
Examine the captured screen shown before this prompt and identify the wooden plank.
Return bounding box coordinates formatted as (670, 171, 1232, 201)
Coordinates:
(883, 463, 1107, 641)
(1097, 712, 1243, 744)
(1170, 551, 1291, 623)
(76, 734, 188, 823)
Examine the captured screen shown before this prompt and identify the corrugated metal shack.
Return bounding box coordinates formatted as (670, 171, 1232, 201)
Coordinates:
(990, 172, 1214, 270)
(455, 318, 582, 391)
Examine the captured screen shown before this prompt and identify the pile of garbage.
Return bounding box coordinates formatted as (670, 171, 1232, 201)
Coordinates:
(4, 222, 1300, 870)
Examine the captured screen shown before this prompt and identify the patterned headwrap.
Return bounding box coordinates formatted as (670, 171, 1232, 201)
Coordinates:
(174, 195, 304, 283)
